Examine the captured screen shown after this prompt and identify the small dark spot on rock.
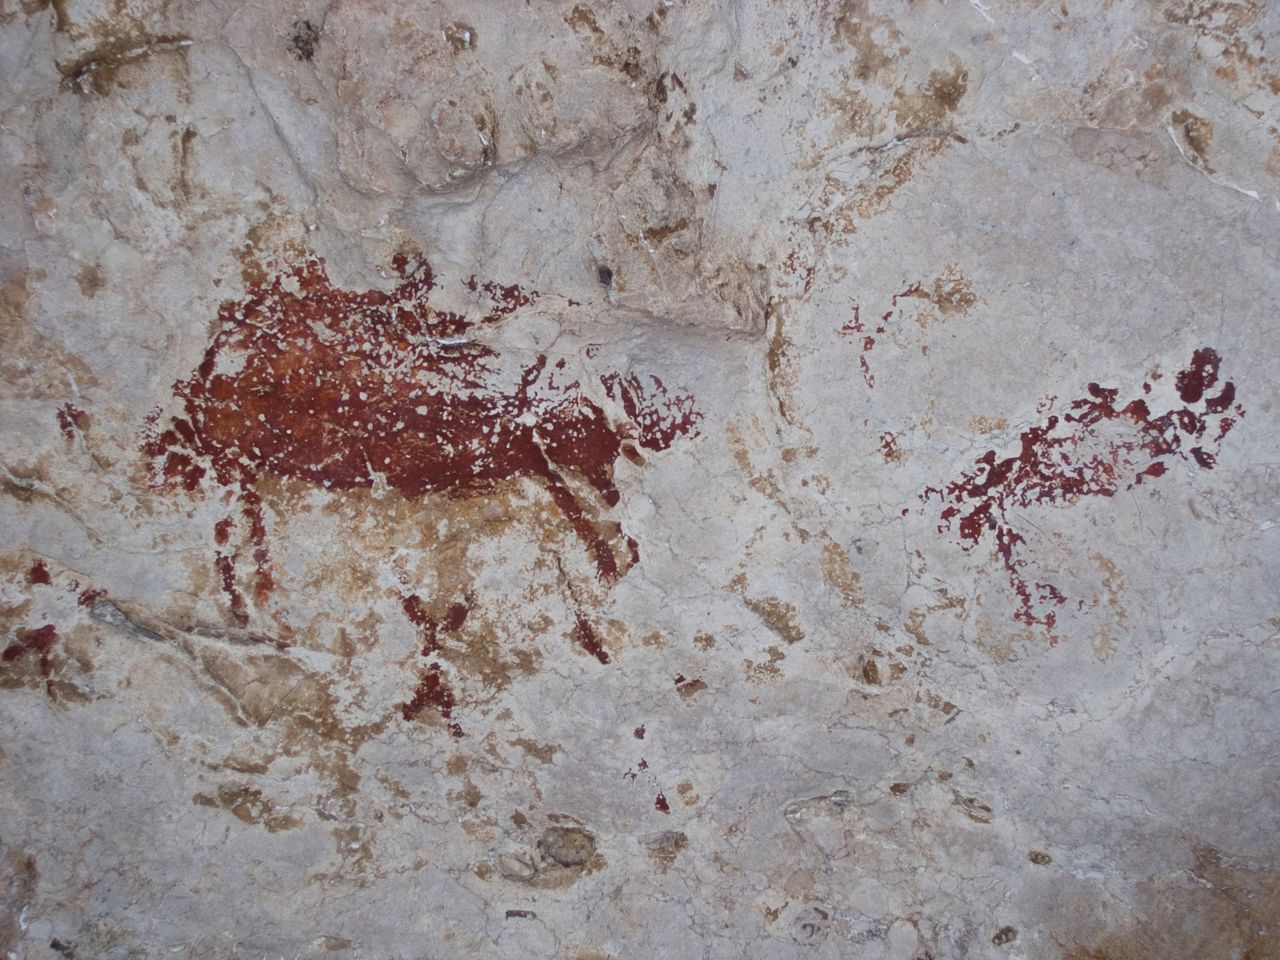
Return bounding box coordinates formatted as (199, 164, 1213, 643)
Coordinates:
(1029, 849, 1052, 865)
(654, 792, 670, 813)
(50, 940, 75, 959)
(444, 22, 477, 53)
(992, 926, 1017, 946)
(597, 264, 613, 287)
(289, 20, 319, 62)
(537, 825, 596, 867)
(889, 782, 910, 795)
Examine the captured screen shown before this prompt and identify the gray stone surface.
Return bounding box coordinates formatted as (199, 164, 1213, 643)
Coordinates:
(1, 1, 1278, 957)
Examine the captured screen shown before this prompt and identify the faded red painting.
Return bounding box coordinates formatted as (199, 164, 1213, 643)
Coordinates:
(924, 348, 1241, 640)
(838, 283, 926, 389)
(142, 253, 699, 729)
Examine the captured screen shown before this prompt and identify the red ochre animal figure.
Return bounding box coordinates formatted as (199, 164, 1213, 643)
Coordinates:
(143, 253, 699, 730)
(925, 347, 1241, 640)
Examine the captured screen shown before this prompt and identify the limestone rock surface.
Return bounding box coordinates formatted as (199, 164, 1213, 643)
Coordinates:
(1, 1, 1278, 958)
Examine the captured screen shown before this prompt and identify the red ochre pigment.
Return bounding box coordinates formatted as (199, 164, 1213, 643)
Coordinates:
(26, 560, 52, 586)
(399, 593, 470, 736)
(839, 284, 924, 389)
(56, 403, 89, 441)
(924, 349, 1241, 640)
(143, 253, 699, 729)
(3, 624, 60, 698)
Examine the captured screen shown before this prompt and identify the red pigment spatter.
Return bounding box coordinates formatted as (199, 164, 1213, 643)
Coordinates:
(782, 247, 816, 293)
(56, 403, 89, 441)
(143, 254, 699, 625)
(400, 594, 470, 732)
(27, 560, 52, 586)
(571, 612, 610, 664)
(76, 587, 107, 608)
(674, 674, 707, 698)
(3, 624, 60, 698)
(634, 724, 646, 739)
(624, 755, 652, 782)
(880, 432, 900, 462)
(465, 275, 537, 318)
(924, 348, 1242, 640)
(839, 284, 925, 388)
(654, 792, 670, 813)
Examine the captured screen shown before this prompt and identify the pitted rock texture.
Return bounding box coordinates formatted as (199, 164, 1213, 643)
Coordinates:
(1, 1, 1278, 959)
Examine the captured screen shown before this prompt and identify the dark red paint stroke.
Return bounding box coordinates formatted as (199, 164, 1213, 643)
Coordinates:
(27, 560, 52, 586)
(215, 553, 247, 625)
(142, 254, 699, 625)
(571, 612, 610, 664)
(400, 594, 470, 732)
(924, 349, 1241, 640)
